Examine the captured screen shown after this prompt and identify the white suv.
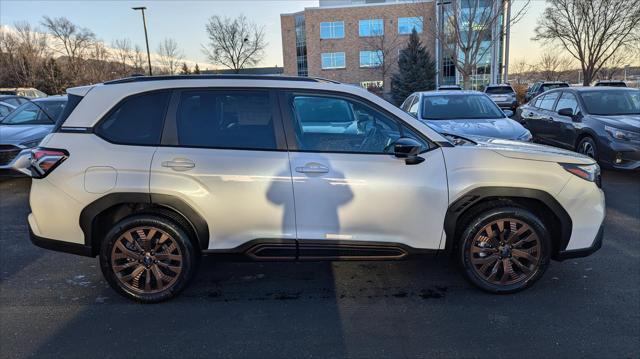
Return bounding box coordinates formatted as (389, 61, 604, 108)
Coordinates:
(28, 75, 605, 302)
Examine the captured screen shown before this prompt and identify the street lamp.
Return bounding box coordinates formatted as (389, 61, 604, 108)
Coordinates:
(132, 6, 152, 76)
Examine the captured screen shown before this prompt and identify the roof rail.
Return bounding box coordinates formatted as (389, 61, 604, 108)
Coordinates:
(104, 74, 341, 85)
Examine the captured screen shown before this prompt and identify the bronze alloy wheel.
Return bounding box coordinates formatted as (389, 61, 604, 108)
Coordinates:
(469, 218, 541, 286)
(110, 226, 183, 294)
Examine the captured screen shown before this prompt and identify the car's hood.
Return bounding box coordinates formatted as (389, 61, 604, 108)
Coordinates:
(0, 124, 53, 145)
(423, 118, 528, 140)
(590, 114, 640, 131)
(468, 136, 596, 165)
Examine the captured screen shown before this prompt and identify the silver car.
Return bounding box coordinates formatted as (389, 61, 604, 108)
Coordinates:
(485, 84, 518, 112)
(0, 96, 67, 176)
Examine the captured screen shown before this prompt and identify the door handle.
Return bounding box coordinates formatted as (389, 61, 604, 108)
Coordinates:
(161, 158, 195, 171)
(295, 163, 329, 174)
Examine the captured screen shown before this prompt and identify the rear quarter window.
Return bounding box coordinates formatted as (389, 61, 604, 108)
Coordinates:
(95, 91, 170, 146)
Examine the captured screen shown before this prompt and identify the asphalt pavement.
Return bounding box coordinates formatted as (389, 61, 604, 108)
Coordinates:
(1, 170, 638, 358)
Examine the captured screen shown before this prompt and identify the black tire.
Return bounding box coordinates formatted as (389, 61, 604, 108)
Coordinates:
(99, 214, 198, 303)
(577, 136, 598, 161)
(458, 203, 551, 294)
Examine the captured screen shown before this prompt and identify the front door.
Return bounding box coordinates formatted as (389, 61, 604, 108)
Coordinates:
(150, 89, 296, 253)
(280, 92, 449, 252)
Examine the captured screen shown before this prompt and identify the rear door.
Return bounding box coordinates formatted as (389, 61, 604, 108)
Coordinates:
(150, 89, 296, 252)
(280, 91, 449, 253)
(532, 91, 560, 143)
(550, 91, 581, 148)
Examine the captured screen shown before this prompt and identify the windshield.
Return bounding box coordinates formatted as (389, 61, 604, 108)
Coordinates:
(580, 90, 640, 115)
(421, 94, 505, 120)
(485, 86, 514, 95)
(0, 100, 66, 125)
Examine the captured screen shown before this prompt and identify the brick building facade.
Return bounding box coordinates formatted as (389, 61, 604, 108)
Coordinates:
(281, 1, 435, 93)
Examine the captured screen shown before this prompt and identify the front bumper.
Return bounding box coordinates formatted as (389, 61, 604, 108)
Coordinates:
(0, 147, 31, 177)
(556, 224, 603, 260)
(600, 139, 640, 170)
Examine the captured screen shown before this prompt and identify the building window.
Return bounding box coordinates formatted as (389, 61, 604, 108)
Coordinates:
(359, 50, 383, 67)
(398, 17, 423, 34)
(294, 15, 308, 76)
(321, 52, 346, 69)
(359, 19, 384, 37)
(320, 21, 344, 39)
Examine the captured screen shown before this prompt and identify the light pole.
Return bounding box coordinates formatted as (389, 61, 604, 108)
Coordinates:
(132, 6, 152, 76)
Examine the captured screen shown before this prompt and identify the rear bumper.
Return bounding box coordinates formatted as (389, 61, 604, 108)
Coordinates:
(555, 224, 603, 261)
(28, 214, 93, 257)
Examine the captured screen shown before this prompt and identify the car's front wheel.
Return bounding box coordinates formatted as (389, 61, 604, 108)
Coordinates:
(458, 204, 551, 293)
(577, 136, 598, 161)
(99, 214, 198, 303)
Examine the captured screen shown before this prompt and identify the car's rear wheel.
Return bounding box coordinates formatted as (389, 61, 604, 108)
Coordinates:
(577, 137, 598, 160)
(459, 205, 551, 293)
(99, 214, 197, 303)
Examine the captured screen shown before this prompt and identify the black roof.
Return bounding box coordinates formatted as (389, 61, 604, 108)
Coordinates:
(202, 66, 284, 75)
(104, 74, 340, 85)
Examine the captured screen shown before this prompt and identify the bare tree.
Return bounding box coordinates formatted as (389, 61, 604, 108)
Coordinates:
(112, 38, 132, 75)
(157, 38, 183, 74)
(361, 26, 403, 93)
(131, 44, 146, 74)
(598, 51, 632, 80)
(509, 58, 531, 84)
(417, 0, 530, 89)
(0, 22, 50, 87)
(41, 16, 95, 73)
(535, 51, 572, 81)
(202, 15, 267, 73)
(534, 0, 640, 86)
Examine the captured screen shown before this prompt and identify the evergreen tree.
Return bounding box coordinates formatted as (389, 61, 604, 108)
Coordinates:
(391, 29, 436, 105)
(193, 63, 201, 74)
(180, 62, 191, 75)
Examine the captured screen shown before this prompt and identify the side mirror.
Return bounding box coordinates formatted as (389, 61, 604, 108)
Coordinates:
(557, 107, 573, 117)
(393, 137, 425, 165)
(503, 109, 514, 118)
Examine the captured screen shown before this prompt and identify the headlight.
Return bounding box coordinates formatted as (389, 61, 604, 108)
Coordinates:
(604, 125, 640, 142)
(20, 138, 43, 148)
(517, 131, 532, 142)
(560, 163, 601, 187)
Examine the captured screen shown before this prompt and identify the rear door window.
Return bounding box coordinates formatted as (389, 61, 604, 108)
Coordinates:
(538, 92, 560, 111)
(175, 90, 278, 150)
(96, 91, 170, 145)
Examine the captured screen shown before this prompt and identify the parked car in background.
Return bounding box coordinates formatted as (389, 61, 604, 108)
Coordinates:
(0, 95, 67, 176)
(594, 80, 627, 87)
(0, 102, 17, 120)
(0, 95, 31, 120)
(0, 95, 31, 107)
(484, 84, 518, 112)
(518, 87, 640, 170)
(28, 75, 603, 302)
(401, 91, 532, 141)
(0, 88, 48, 99)
(525, 81, 570, 103)
(438, 85, 462, 90)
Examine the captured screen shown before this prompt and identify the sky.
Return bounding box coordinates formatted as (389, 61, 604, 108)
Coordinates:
(0, 0, 550, 71)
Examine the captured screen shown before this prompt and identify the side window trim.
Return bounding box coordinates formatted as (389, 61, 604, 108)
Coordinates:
(160, 87, 288, 151)
(277, 89, 434, 154)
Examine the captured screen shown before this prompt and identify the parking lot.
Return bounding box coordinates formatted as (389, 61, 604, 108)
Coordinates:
(0, 170, 638, 358)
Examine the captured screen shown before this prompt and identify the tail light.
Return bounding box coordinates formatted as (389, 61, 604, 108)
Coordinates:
(30, 148, 68, 178)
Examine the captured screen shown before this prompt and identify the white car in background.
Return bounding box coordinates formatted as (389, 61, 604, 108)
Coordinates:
(28, 75, 604, 302)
